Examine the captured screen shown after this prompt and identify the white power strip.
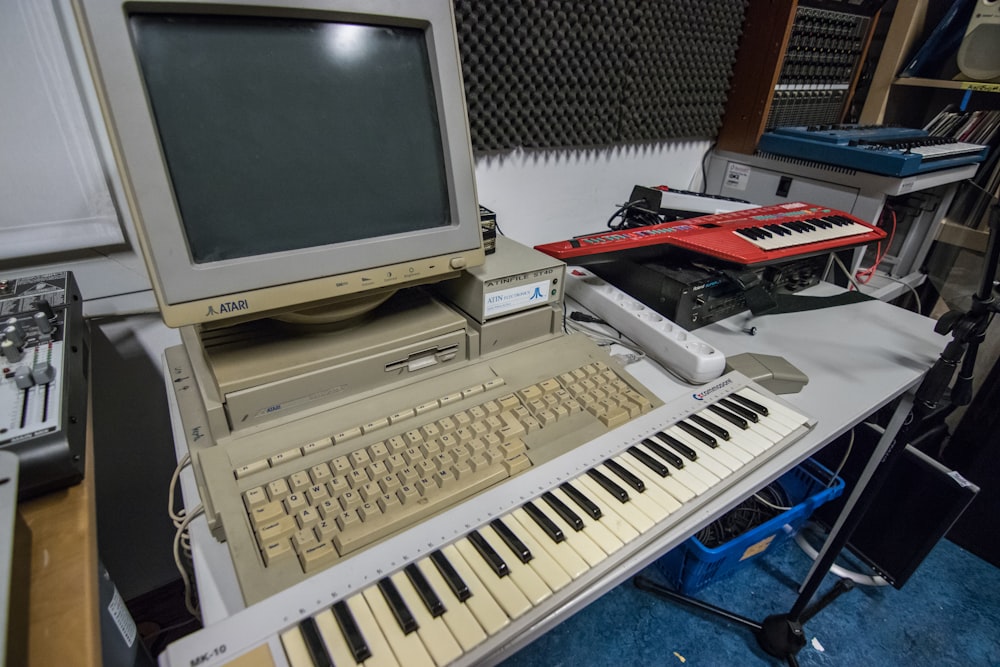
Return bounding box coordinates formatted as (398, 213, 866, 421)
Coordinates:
(565, 267, 726, 384)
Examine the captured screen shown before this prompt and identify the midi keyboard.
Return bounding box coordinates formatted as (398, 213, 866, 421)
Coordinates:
(161, 365, 815, 667)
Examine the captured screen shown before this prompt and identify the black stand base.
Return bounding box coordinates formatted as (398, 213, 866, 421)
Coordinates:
(633, 576, 854, 667)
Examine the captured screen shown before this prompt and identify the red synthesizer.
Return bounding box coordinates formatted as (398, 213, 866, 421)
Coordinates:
(534, 202, 886, 267)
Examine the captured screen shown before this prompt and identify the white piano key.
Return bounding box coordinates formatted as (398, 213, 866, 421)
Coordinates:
(478, 525, 552, 606)
(747, 418, 792, 449)
(684, 420, 767, 462)
(438, 544, 510, 636)
(499, 513, 574, 591)
(737, 389, 805, 432)
(509, 508, 589, 579)
(389, 571, 464, 667)
(415, 557, 489, 651)
(454, 538, 533, 619)
(662, 426, 737, 477)
(314, 609, 364, 667)
(573, 476, 646, 539)
(630, 444, 701, 501)
(598, 464, 673, 523)
(691, 410, 766, 458)
(706, 405, 791, 453)
(679, 424, 748, 470)
(611, 456, 683, 514)
(362, 586, 435, 667)
(549, 487, 625, 556)
(280, 626, 315, 667)
(642, 437, 720, 490)
(670, 429, 754, 467)
(345, 593, 400, 667)
(650, 434, 728, 487)
(530, 497, 614, 565)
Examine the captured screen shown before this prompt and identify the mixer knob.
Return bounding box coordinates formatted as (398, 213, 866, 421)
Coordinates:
(14, 366, 33, 389)
(1, 339, 22, 363)
(32, 361, 55, 385)
(3, 322, 24, 348)
(33, 299, 55, 321)
(33, 311, 53, 335)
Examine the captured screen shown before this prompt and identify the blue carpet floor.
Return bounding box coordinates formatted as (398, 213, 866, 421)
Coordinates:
(499, 535, 1000, 666)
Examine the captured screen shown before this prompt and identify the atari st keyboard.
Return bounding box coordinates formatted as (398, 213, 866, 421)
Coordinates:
(162, 357, 815, 667)
(171, 332, 667, 605)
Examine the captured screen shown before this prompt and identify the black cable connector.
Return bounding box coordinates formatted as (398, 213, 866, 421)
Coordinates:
(569, 311, 607, 325)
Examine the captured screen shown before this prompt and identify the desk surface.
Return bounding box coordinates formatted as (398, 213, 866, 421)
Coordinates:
(20, 406, 101, 667)
(698, 284, 945, 442)
(177, 285, 947, 627)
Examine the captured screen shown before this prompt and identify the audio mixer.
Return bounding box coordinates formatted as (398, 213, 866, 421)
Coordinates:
(1, 272, 89, 498)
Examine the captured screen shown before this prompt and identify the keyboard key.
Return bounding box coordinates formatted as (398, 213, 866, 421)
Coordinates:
(344, 594, 398, 667)
(299, 616, 334, 667)
(376, 577, 418, 634)
(454, 538, 531, 619)
(467, 530, 508, 577)
(313, 609, 360, 666)
(362, 587, 433, 667)
(332, 599, 371, 663)
(415, 557, 488, 650)
(389, 571, 463, 666)
(430, 549, 470, 602)
(404, 563, 445, 617)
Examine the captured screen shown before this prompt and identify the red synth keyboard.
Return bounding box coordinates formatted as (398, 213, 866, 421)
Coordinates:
(534, 202, 886, 267)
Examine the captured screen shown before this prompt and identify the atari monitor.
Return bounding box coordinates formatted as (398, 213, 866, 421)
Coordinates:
(71, 0, 484, 329)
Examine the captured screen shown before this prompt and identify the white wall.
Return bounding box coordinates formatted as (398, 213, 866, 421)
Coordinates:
(475, 142, 710, 247)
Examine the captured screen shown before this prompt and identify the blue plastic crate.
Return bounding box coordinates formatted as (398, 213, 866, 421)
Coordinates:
(657, 458, 844, 594)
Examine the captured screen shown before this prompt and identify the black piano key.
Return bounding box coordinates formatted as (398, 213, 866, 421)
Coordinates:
(300, 616, 334, 667)
(468, 530, 509, 577)
(333, 599, 372, 662)
(627, 446, 669, 477)
(560, 482, 603, 520)
(430, 549, 471, 602)
(603, 460, 645, 492)
(718, 397, 759, 422)
(677, 420, 718, 448)
(708, 403, 749, 429)
(690, 414, 730, 440)
(525, 500, 568, 540)
(728, 393, 769, 416)
(586, 469, 629, 503)
(404, 563, 446, 617)
(642, 438, 685, 468)
(652, 432, 697, 461)
(490, 518, 532, 563)
(377, 577, 419, 634)
(540, 492, 583, 532)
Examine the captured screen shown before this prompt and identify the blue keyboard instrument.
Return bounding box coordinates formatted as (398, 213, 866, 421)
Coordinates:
(757, 124, 989, 177)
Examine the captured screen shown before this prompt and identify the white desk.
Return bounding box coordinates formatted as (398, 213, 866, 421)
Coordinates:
(697, 283, 945, 449)
(163, 286, 947, 666)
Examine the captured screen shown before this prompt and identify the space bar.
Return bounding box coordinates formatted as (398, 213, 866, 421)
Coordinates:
(332, 465, 511, 556)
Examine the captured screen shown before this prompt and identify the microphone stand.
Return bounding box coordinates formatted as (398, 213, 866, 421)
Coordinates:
(635, 203, 1000, 666)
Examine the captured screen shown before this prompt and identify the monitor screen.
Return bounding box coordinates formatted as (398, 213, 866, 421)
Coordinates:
(130, 14, 451, 264)
(73, 0, 483, 327)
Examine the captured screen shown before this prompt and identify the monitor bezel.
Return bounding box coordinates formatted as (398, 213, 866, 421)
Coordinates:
(72, 0, 483, 327)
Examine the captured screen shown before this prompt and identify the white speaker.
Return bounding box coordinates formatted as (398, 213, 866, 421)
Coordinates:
(958, 0, 1000, 81)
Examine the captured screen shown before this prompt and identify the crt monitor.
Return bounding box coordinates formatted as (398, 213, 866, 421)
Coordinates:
(71, 0, 484, 327)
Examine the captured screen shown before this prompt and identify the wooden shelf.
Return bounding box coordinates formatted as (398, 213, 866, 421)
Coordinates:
(893, 77, 1000, 94)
